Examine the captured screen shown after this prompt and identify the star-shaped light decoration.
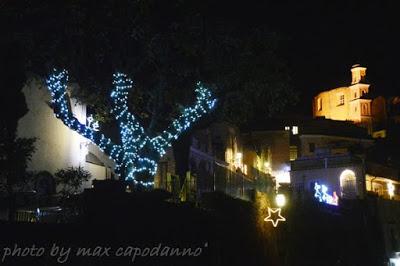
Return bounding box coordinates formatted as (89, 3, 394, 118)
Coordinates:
(264, 207, 286, 227)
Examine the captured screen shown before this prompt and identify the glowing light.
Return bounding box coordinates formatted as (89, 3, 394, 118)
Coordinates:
(275, 194, 286, 207)
(225, 148, 233, 163)
(388, 182, 395, 198)
(339, 169, 356, 197)
(390, 258, 400, 266)
(243, 164, 248, 175)
(390, 253, 400, 266)
(264, 207, 286, 227)
(233, 152, 243, 168)
(314, 182, 339, 206)
(273, 168, 291, 184)
(80, 141, 89, 156)
(291, 126, 298, 135)
(87, 114, 100, 131)
(230, 151, 247, 174)
(46, 69, 216, 186)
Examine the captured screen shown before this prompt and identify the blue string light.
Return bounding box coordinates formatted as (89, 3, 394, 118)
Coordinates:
(46, 69, 217, 187)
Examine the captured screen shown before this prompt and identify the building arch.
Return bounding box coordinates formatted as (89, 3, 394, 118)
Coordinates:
(340, 169, 357, 198)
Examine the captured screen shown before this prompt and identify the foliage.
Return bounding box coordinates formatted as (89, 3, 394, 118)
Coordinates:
(33, 170, 56, 195)
(54, 166, 91, 197)
(4, 0, 296, 129)
(2, 0, 297, 183)
(0, 135, 36, 195)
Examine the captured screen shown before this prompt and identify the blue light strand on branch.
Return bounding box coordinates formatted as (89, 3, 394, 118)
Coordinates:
(46, 69, 217, 187)
(150, 82, 217, 156)
(46, 69, 124, 165)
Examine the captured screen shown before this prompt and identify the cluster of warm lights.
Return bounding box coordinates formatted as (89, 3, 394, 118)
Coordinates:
(46, 69, 216, 186)
(388, 182, 395, 198)
(225, 149, 248, 174)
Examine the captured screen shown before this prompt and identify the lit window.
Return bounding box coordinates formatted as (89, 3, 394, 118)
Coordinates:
(225, 148, 233, 163)
(317, 98, 322, 111)
(362, 103, 370, 116)
(292, 126, 298, 135)
(340, 169, 357, 198)
(284, 126, 290, 131)
(338, 94, 345, 105)
(388, 182, 395, 198)
(289, 146, 298, 161)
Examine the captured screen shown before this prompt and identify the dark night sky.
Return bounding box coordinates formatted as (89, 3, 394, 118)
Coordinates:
(250, 1, 400, 115)
(2, 0, 399, 117)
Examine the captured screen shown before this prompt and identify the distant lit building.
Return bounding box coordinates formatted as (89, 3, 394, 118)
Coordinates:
(242, 130, 291, 184)
(313, 64, 399, 135)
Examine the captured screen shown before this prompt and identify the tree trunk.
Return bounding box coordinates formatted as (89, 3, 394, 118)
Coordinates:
(172, 131, 192, 184)
(148, 77, 165, 134)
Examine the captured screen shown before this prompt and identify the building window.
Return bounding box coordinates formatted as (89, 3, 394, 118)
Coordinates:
(290, 146, 298, 161)
(360, 89, 367, 97)
(340, 169, 357, 198)
(225, 148, 233, 164)
(338, 94, 345, 106)
(317, 98, 322, 111)
(309, 143, 315, 153)
(361, 103, 370, 116)
(284, 126, 290, 131)
(354, 92, 357, 99)
(292, 126, 298, 135)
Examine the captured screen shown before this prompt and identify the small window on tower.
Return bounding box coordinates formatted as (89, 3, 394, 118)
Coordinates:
(309, 143, 315, 153)
(317, 98, 322, 111)
(338, 94, 345, 106)
(290, 146, 298, 161)
(362, 103, 370, 116)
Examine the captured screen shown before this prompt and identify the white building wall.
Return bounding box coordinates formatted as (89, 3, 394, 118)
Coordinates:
(16, 78, 113, 190)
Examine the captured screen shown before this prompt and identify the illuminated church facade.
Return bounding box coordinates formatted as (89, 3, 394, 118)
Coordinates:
(313, 64, 386, 134)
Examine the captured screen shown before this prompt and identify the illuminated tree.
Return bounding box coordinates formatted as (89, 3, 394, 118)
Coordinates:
(46, 69, 216, 186)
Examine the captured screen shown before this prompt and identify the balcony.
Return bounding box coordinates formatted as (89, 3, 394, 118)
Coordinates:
(291, 155, 362, 171)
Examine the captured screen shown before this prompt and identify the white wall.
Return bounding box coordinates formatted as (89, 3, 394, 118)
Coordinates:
(16, 78, 112, 190)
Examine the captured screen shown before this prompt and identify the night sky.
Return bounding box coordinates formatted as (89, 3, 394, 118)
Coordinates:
(2, 0, 399, 116)
(256, 1, 399, 115)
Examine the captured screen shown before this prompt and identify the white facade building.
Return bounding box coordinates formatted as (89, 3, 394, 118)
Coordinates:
(16, 78, 114, 191)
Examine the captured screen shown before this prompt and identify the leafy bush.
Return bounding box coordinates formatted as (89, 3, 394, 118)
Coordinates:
(54, 166, 91, 197)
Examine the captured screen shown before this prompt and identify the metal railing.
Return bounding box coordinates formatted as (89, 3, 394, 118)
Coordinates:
(163, 148, 273, 202)
(291, 154, 362, 171)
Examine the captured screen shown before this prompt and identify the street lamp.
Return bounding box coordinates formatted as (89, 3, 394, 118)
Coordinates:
(275, 194, 286, 208)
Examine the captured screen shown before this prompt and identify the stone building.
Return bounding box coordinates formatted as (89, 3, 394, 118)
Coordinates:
(313, 64, 387, 134)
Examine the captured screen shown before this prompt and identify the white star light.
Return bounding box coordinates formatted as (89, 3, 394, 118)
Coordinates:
(264, 207, 286, 227)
